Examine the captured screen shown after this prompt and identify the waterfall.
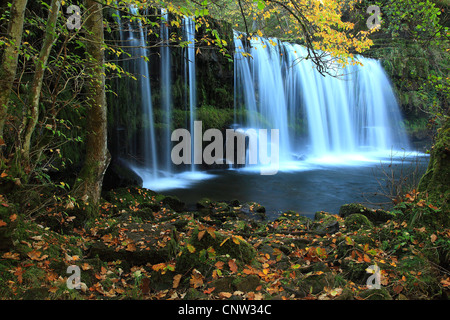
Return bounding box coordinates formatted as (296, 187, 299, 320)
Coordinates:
(160, 8, 172, 173)
(234, 33, 410, 165)
(183, 16, 197, 171)
(112, 11, 411, 191)
(125, 6, 159, 177)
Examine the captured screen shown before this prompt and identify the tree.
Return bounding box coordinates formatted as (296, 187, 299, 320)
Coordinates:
(72, 0, 110, 215)
(0, 0, 28, 143)
(21, 0, 61, 163)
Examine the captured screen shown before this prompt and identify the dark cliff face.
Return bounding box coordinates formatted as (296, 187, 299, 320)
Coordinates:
(195, 16, 235, 112)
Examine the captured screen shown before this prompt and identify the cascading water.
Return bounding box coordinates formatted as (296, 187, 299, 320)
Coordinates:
(160, 8, 172, 173)
(234, 33, 410, 167)
(113, 8, 412, 194)
(126, 6, 158, 177)
(183, 16, 197, 172)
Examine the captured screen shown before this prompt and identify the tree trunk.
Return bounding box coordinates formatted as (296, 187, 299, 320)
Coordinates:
(73, 0, 110, 215)
(418, 118, 450, 212)
(21, 0, 61, 162)
(0, 0, 28, 141)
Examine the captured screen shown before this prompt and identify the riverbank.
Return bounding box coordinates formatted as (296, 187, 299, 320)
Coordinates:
(0, 186, 448, 300)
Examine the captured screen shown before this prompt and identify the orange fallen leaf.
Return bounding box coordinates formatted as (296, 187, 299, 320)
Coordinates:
(207, 227, 216, 239)
(173, 274, 182, 289)
(203, 287, 215, 294)
(2, 252, 19, 260)
(228, 259, 238, 273)
(13, 267, 24, 284)
(190, 270, 204, 288)
(430, 234, 437, 243)
(9, 214, 17, 222)
(126, 242, 136, 252)
(27, 249, 44, 261)
(219, 292, 232, 299)
(198, 230, 206, 241)
(0, 220, 7, 227)
(393, 285, 404, 294)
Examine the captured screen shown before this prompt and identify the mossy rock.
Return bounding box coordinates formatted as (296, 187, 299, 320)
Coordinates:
(238, 202, 266, 220)
(176, 228, 256, 274)
(334, 287, 355, 300)
(196, 198, 213, 212)
(232, 275, 261, 292)
(312, 212, 340, 235)
(344, 213, 373, 231)
(183, 288, 208, 300)
(275, 211, 312, 227)
(208, 275, 261, 293)
(295, 272, 336, 297)
(358, 288, 393, 300)
(162, 195, 185, 212)
(212, 202, 231, 215)
(339, 203, 393, 224)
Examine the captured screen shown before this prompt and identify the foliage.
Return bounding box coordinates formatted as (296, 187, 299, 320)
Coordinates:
(1, 187, 448, 300)
(376, 0, 448, 43)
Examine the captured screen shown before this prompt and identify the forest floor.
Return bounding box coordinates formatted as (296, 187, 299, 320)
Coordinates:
(0, 186, 449, 300)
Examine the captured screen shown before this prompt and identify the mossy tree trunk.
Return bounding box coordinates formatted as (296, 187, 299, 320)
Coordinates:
(21, 0, 61, 162)
(0, 0, 28, 142)
(73, 0, 110, 215)
(418, 118, 450, 211)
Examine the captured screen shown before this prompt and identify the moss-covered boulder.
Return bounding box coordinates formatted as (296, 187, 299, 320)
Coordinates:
(275, 211, 313, 227)
(312, 211, 340, 235)
(344, 213, 373, 231)
(176, 228, 256, 274)
(294, 272, 337, 297)
(162, 195, 185, 212)
(339, 203, 393, 224)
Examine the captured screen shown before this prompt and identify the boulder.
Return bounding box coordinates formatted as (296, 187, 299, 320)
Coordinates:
(176, 228, 256, 274)
(162, 195, 185, 212)
(344, 213, 373, 231)
(339, 203, 394, 223)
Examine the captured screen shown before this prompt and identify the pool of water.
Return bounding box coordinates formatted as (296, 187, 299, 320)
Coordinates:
(139, 152, 429, 220)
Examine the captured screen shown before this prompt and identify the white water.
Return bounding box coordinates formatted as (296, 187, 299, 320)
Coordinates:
(234, 33, 411, 170)
(183, 16, 197, 172)
(125, 6, 158, 177)
(161, 9, 172, 173)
